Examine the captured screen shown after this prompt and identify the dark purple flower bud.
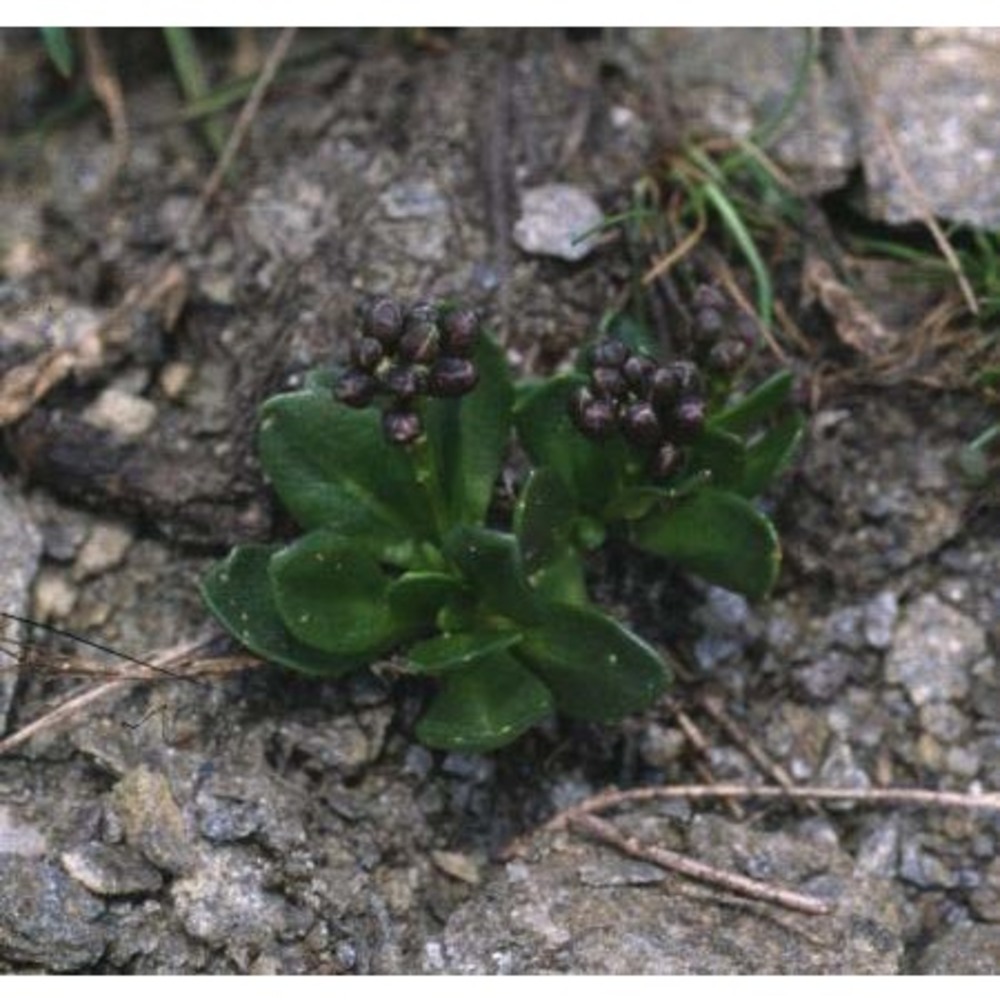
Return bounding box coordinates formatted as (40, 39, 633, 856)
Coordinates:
(693, 305, 726, 341)
(692, 284, 729, 313)
(441, 307, 480, 357)
(650, 361, 701, 412)
(620, 401, 662, 449)
(590, 365, 627, 399)
(590, 339, 629, 369)
(351, 336, 385, 373)
(734, 313, 758, 349)
(706, 338, 749, 375)
(427, 357, 479, 397)
(570, 393, 618, 440)
(335, 370, 377, 408)
(649, 441, 682, 480)
(622, 353, 656, 393)
(398, 303, 440, 364)
(382, 408, 423, 445)
(363, 297, 404, 347)
(671, 397, 706, 442)
(382, 364, 425, 401)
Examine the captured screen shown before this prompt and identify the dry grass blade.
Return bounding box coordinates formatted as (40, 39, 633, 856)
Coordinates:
(570, 812, 832, 916)
(839, 27, 978, 317)
(81, 28, 129, 181)
(0, 635, 259, 756)
(545, 782, 1000, 831)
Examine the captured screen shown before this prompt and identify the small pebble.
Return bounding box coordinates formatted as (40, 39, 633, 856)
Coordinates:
(73, 523, 133, 581)
(83, 388, 157, 439)
(61, 843, 163, 897)
(513, 184, 603, 262)
(158, 361, 194, 400)
(32, 568, 78, 620)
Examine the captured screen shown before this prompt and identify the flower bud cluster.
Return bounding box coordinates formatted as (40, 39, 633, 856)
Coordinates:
(690, 284, 757, 378)
(568, 339, 707, 480)
(335, 296, 481, 445)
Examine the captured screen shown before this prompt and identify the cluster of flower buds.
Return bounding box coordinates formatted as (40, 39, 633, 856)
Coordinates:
(568, 339, 707, 480)
(335, 296, 481, 445)
(690, 284, 757, 378)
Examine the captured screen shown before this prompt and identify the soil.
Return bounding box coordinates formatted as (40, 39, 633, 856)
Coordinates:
(1, 28, 999, 974)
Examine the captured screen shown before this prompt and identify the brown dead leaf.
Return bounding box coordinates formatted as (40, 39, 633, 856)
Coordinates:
(802, 254, 902, 358)
(0, 307, 105, 427)
(431, 849, 482, 885)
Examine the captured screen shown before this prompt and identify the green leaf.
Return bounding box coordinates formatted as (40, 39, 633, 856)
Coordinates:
(387, 571, 467, 631)
(739, 412, 805, 498)
(514, 467, 577, 573)
(444, 526, 542, 625)
(687, 427, 747, 490)
(519, 603, 669, 722)
(514, 375, 628, 515)
(201, 545, 359, 677)
(405, 629, 523, 674)
(415, 652, 554, 752)
(258, 385, 433, 560)
(630, 488, 780, 599)
(41, 28, 74, 77)
(513, 468, 599, 605)
(269, 531, 402, 656)
(423, 334, 514, 525)
(711, 371, 795, 435)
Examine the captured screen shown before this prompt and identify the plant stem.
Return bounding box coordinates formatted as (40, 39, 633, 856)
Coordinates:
(408, 417, 450, 542)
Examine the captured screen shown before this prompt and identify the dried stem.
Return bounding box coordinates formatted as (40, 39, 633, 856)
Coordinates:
(570, 812, 831, 916)
(0, 638, 249, 756)
(838, 28, 978, 316)
(545, 782, 1000, 835)
(81, 28, 129, 181)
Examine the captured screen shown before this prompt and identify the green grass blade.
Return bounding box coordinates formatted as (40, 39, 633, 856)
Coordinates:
(163, 27, 227, 154)
(41, 28, 75, 78)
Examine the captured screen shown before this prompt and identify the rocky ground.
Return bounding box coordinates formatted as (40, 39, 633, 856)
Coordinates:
(1, 28, 1000, 974)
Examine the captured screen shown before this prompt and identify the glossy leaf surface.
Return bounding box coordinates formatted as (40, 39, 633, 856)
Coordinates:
(405, 629, 524, 674)
(269, 531, 401, 656)
(519, 602, 669, 721)
(515, 375, 627, 514)
(443, 526, 542, 625)
(631, 487, 780, 599)
(201, 545, 359, 676)
(415, 652, 554, 752)
(423, 334, 514, 526)
(258, 385, 433, 559)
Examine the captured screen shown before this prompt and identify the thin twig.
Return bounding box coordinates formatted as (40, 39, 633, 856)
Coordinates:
(181, 26, 298, 239)
(81, 28, 129, 181)
(838, 28, 978, 317)
(698, 692, 804, 800)
(544, 782, 1000, 835)
(642, 211, 707, 284)
(570, 812, 831, 916)
(663, 694, 744, 819)
(0, 637, 227, 756)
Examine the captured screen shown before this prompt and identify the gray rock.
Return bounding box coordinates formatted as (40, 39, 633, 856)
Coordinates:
(0, 804, 47, 857)
(61, 843, 163, 897)
(863, 590, 899, 650)
(171, 848, 289, 954)
(513, 184, 603, 262)
(637, 28, 858, 194)
(916, 922, 1000, 974)
(0, 476, 42, 733)
(860, 30, 1000, 228)
(886, 594, 986, 706)
(793, 650, 854, 703)
(111, 767, 199, 875)
(0, 857, 107, 971)
(430, 813, 903, 973)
